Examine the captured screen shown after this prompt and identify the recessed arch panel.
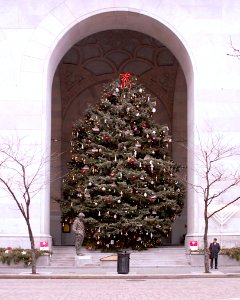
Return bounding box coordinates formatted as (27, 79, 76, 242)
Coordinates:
(47, 10, 194, 246)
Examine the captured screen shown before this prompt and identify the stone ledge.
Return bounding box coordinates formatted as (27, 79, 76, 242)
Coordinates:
(188, 253, 240, 266)
(0, 255, 50, 268)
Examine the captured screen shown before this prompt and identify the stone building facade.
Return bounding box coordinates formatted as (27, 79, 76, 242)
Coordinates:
(0, 0, 240, 250)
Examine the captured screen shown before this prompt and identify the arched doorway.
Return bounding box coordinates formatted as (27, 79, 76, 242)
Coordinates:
(46, 11, 193, 246)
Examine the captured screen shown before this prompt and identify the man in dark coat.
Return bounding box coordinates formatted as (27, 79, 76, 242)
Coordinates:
(209, 238, 221, 269)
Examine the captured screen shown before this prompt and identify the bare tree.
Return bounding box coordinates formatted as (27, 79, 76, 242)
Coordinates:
(227, 38, 240, 59)
(0, 136, 51, 274)
(190, 133, 240, 273)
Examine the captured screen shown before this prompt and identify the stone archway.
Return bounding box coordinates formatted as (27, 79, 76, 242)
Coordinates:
(50, 27, 189, 246)
(25, 5, 195, 248)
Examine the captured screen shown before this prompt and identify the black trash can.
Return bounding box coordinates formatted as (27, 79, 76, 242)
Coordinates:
(117, 251, 130, 274)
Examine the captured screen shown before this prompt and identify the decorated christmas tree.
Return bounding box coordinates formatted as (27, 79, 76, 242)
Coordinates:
(59, 73, 184, 251)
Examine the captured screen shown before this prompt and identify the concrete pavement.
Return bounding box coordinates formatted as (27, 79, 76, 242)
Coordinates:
(0, 278, 240, 300)
(0, 246, 240, 279)
(1, 247, 240, 299)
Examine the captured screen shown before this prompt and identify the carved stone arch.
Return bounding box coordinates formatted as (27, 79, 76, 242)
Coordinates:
(105, 49, 132, 69)
(33, 9, 194, 247)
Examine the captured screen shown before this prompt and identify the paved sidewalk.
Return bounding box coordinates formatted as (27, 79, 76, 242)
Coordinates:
(1, 248, 240, 300)
(1, 277, 240, 300)
(1, 278, 240, 300)
(1, 264, 240, 279)
(1, 246, 240, 279)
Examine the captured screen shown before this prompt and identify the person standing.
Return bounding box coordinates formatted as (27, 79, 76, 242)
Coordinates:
(209, 238, 221, 269)
(72, 212, 85, 256)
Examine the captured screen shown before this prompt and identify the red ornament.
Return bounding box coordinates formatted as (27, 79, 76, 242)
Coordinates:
(120, 72, 131, 88)
(104, 136, 109, 141)
(110, 172, 115, 177)
(132, 175, 136, 180)
(82, 165, 89, 174)
(106, 197, 111, 203)
(142, 123, 147, 128)
(129, 158, 135, 164)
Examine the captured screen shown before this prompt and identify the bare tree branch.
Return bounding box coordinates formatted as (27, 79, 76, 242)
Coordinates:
(208, 195, 240, 219)
(227, 37, 240, 59)
(183, 130, 240, 273)
(0, 135, 62, 274)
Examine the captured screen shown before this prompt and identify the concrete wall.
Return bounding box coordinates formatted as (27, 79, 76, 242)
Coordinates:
(0, 0, 240, 249)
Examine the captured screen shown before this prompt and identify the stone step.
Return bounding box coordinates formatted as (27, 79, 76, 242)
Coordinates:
(50, 246, 189, 267)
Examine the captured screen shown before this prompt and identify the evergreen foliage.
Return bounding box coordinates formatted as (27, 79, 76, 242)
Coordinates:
(58, 74, 184, 250)
(0, 247, 51, 266)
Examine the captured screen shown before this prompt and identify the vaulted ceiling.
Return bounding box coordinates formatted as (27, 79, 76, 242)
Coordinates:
(59, 30, 179, 124)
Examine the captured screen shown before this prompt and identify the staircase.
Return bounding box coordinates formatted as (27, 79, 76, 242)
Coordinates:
(50, 246, 189, 268)
(50, 246, 76, 267)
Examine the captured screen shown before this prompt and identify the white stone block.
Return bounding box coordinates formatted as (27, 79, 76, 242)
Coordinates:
(75, 255, 92, 267)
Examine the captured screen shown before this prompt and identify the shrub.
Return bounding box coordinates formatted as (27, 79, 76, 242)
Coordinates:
(221, 248, 240, 261)
(0, 247, 51, 266)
